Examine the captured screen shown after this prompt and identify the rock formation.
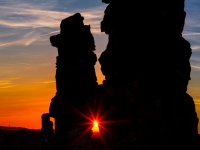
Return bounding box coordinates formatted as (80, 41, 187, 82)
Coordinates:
(40, 1, 200, 149)
(98, 0, 199, 149)
(41, 113, 54, 150)
(48, 13, 98, 149)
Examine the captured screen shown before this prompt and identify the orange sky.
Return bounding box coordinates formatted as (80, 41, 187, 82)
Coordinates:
(0, 61, 104, 129)
(0, 65, 199, 133)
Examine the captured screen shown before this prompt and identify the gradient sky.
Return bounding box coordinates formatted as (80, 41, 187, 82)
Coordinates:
(0, 0, 200, 131)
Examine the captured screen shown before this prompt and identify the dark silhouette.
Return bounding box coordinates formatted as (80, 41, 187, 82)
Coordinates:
(0, 127, 41, 150)
(47, 13, 97, 149)
(41, 113, 54, 150)
(40, 1, 200, 149)
(98, 0, 199, 149)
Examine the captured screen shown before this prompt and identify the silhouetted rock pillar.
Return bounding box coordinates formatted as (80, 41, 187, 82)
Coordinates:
(99, 0, 199, 149)
(41, 113, 54, 150)
(49, 13, 97, 149)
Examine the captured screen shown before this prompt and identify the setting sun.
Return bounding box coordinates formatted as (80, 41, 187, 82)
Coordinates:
(92, 120, 99, 133)
(91, 120, 100, 138)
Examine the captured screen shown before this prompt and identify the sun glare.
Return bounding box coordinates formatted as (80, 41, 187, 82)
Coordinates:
(92, 120, 99, 132)
(92, 120, 100, 138)
(70, 103, 109, 140)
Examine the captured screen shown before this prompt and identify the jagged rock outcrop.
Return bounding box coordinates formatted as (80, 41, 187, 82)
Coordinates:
(48, 13, 98, 149)
(98, 0, 199, 149)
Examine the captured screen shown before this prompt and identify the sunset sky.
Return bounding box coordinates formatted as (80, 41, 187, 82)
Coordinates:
(0, 0, 200, 131)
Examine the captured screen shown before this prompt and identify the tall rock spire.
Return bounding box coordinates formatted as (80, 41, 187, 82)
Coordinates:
(98, 0, 199, 149)
(47, 13, 98, 149)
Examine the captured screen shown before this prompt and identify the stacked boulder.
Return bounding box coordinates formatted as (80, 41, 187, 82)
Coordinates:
(99, 0, 199, 149)
(48, 13, 98, 149)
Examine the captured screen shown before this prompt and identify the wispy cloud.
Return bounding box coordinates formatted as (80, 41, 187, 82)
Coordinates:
(0, 81, 11, 86)
(191, 46, 200, 51)
(0, 80, 15, 88)
(191, 65, 200, 70)
(195, 103, 200, 106)
(34, 81, 55, 84)
(183, 1, 200, 45)
(42, 81, 55, 84)
(0, 86, 15, 89)
(0, 2, 105, 48)
(190, 57, 200, 62)
(0, 4, 104, 33)
(41, 30, 60, 36)
(0, 29, 60, 47)
(183, 33, 200, 36)
(0, 39, 24, 47)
